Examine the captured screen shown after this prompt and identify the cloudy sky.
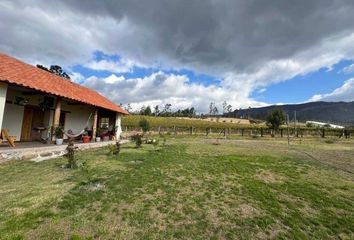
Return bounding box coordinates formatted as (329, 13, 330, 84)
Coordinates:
(1, 0, 354, 112)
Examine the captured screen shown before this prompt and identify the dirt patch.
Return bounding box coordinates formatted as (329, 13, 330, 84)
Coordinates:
(236, 203, 261, 218)
(256, 170, 284, 184)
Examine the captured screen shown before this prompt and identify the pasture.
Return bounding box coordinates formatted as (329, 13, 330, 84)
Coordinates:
(0, 136, 353, 239)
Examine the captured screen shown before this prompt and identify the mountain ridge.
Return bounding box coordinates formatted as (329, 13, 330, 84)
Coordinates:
(232, 101, 354, 125)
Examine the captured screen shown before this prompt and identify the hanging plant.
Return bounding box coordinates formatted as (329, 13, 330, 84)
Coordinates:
(15, 96, 28, 106)
(39, 98, 52, 111)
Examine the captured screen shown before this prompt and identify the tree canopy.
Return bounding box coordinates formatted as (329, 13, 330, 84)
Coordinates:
(266, 108, 286, 130)
(36, 64, 71, 80)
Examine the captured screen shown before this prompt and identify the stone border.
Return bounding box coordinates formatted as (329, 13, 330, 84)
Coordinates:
(0, 140, 128, 163)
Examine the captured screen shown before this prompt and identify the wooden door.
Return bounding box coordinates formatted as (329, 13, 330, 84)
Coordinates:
(21, 106, 34, 141)
(30, 107, 44, 141)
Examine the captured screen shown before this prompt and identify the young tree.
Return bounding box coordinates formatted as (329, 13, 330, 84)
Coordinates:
(140, 105, 146, 115)
(213, 106, 218, 115)
(144, 106, 152, 116)
(222, 101, 228, 114)
(154, 105, 160, 116)
(124, 103, 132, 113)
(209, 102, 215, 115)
(266, 109, 286, 131)
(139, 118, 150, 135)
(226, 104, 232, 113)
(162, 103, 172, 116)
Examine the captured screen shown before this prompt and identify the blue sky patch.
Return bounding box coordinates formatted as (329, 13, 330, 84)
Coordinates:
(251, 60, 354, 103)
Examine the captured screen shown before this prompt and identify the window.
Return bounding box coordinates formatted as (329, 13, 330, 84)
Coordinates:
(100, 117, 109, 129)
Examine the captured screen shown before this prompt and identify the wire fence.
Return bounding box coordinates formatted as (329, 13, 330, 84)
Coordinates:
(122, 125, 352, 139)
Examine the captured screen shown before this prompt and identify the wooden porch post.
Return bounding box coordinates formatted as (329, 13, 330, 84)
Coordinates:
(53, 97, 61, 128)
(92, 109, 98, 141)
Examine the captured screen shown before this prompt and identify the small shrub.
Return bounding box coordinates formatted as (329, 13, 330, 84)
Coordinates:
(139, 118, 150, 134)
(65, 139, 78, 169)
(131, 134, 143, 148)
(107, 142, 121, 155)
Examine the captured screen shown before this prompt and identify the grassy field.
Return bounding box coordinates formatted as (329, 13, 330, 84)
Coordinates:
(0, 136, 353, 239)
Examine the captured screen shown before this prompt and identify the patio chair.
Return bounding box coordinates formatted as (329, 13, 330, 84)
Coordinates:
(0, 129, 16, 147)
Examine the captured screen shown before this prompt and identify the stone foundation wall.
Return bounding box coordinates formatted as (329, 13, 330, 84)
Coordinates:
(0, 140, 128, 163)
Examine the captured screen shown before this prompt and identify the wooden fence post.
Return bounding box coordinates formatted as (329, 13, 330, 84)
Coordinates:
(280, 129, 283, 138)
(321, 128, 325, 138)
(261, 128, 263, 137)
(206, 128, 208, 136)
(241, 129, 244, 137)
(158, 126, 161, 135)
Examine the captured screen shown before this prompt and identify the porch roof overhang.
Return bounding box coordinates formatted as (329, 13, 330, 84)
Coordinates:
(0, 53, 128, 115)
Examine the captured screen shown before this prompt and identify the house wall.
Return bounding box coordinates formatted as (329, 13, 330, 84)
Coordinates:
(60, 102, 95, 139)
(0, 82, 8, 132)
(2, 103, 24, 140)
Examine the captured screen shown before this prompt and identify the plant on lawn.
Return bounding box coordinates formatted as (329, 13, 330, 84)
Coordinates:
(80, 161, 93, 183)
(107, 141, 121, 155)
(65, 139, 78, 169)
(139, 118, 150, 135)
(131, 134, 143, 148)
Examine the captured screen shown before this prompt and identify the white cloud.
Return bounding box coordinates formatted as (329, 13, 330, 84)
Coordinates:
(85, 58, 136, 73)
(258, 88, 267, 93)
(308, 78, 354, 102)
(340, 64, 354, 74)
(69, 72, 84, 83)
(84, 72, 267, 112)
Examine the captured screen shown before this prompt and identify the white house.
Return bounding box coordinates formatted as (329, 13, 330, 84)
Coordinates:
(305, 121, 344, 129)
(0, 53, 128, 144)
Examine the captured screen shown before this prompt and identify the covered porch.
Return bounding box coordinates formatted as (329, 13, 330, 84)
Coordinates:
(0, 83, 123, 148)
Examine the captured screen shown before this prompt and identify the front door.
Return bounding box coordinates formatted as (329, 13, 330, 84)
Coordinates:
(20, 106, 34, 141)
(20, 106, 45, 141)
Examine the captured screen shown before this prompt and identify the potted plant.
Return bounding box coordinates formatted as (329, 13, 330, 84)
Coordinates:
(82, 131, 91, 143)
(95, 128, 102, 142)
(54, 125, 64, 145)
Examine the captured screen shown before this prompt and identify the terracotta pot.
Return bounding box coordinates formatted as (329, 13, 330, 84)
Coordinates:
(82, 136, 91, 143)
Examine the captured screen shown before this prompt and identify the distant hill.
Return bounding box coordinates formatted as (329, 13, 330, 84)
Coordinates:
(232, 101, 354, 125)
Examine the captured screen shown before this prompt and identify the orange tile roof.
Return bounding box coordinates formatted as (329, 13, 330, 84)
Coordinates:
(0, 53, 128, 114)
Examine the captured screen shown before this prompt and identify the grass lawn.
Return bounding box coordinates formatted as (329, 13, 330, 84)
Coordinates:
(0, 137, 353, 239)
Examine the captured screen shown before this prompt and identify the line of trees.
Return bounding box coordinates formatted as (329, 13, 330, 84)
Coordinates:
(124, 101, 234, 118)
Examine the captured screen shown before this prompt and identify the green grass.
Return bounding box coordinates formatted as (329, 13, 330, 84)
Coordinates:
(0, 137, 353, 239)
